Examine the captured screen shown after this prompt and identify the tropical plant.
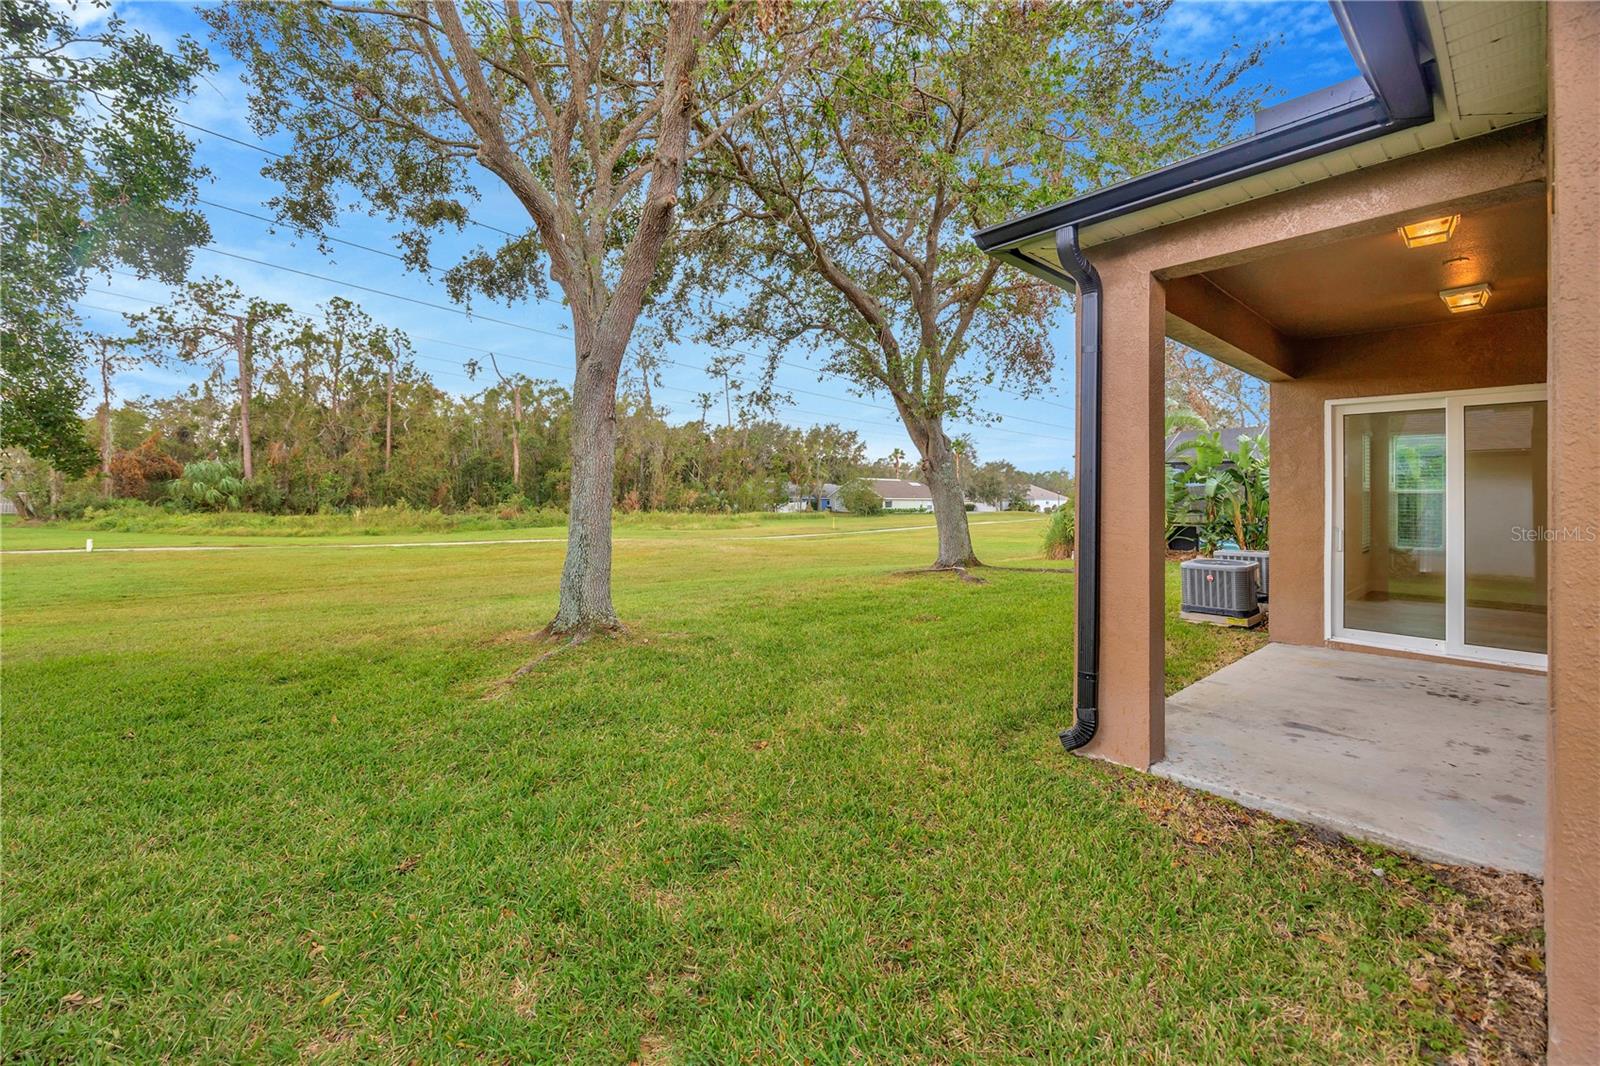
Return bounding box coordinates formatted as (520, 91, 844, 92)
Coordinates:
(1043, 504, 1075, 560)
(1169, 431, 1269, 552)
(168, 459, 246, 512)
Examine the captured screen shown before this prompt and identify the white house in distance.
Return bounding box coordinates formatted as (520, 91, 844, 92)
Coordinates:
(862, 478, 935, 511)
(968, 483, 1070, 512)
(777, 477, 1070, 513)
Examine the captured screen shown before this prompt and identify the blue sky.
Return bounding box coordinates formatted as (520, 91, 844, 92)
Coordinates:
(75, 1, 1356, 474)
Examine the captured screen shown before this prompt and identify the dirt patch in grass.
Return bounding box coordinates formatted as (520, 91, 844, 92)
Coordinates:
(891, 565, 987, 584)
(1120, 774, 1546, 1064)
(1412, 864, 1545, 1065)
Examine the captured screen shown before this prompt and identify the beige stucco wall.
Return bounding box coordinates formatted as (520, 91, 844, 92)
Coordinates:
(1545, 3, 1600, 1061)
(1267, 308, 1548, 647)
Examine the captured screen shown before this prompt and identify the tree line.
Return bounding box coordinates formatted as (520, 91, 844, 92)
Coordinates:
(3, 278, 1070, 522)
(4, 0, 1264, 635)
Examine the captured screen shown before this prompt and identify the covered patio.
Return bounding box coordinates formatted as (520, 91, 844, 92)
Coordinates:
(1155, 643, 1546, 874)
(977, 1, 1598, 1055)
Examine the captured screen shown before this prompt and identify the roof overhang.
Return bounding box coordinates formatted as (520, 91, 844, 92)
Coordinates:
(977, 1, 1549, 288)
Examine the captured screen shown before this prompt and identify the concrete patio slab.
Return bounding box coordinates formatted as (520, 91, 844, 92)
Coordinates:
(1153, 643, 1546, 875)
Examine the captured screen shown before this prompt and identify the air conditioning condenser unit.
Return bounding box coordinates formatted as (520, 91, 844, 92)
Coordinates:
(1179, 558, 1264, 627)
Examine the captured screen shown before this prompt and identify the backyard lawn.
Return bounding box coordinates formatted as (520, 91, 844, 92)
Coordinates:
(1, 513, 1540, 1062)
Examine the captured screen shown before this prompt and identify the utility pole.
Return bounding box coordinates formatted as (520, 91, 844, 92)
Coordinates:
(93, 336, 115, 497)
(233, 315, 255, 480)
(384, 355, 395, 474)
(489, 353, 522, 489)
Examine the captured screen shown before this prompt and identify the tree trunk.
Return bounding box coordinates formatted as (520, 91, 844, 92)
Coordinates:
(98, 347, 113, 497)
(916, 418, 980, 569)
(235, 317, 255, 480)
(549, 348, 623, 635)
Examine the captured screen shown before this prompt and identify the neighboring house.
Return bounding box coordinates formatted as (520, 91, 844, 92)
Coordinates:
(777, 482, 841, 512)
(969, 484, 1069, 513)
(861, 478, 934, 511)
(1024, 484, 1069, 512)
(977, 1, 1597, 1054)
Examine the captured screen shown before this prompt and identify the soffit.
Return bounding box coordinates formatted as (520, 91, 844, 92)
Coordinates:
(1195, 192, 1545, 338)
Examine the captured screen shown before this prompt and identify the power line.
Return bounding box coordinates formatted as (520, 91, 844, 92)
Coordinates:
(84, 270, 1075, 449)
(174, 118, 519, 240)
(178, 121, 1076, 417)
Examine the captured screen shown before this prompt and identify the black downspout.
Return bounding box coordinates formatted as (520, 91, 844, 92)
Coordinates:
(1055, 225, 1100, 751)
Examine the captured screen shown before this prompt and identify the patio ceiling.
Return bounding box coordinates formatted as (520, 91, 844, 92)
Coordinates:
(1196, 191, 1547, 338)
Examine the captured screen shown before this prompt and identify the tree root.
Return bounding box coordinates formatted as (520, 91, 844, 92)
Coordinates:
(896, 565, 988, 584)
(481, 623, 624, 699)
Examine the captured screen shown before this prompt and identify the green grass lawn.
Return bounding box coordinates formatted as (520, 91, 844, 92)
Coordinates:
(1, 514, 1539, 1062)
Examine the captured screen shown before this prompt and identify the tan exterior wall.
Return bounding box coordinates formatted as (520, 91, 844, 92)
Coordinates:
(1267, 309, 1548, 647)
(1077, 266, 1167, 770)
(1545, 3, 1600, 1061)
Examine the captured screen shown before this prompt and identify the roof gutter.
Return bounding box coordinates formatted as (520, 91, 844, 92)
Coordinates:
(1054, 225, 1100, 752)
(974, 1, 1433, 260)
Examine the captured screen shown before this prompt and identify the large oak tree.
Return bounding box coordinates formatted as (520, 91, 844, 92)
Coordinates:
(208, 1, 811, 634)
(698, 0, 1261, 568)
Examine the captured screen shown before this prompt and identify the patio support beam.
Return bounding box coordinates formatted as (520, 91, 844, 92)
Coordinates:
(1163, 274, 1298, 382)
(1545, 3, 1600, 1061)
(1077, 258, 1166, 770)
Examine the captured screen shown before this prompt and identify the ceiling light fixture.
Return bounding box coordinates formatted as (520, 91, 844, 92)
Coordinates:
(1399, 214, 1460, 248)
(1439, 282, 1492, 313)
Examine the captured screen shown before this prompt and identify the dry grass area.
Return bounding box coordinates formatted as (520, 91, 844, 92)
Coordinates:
(1121, 772, 1545, 1065)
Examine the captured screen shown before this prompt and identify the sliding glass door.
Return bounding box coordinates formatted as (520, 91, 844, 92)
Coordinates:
(1330, 386, 1547, 668)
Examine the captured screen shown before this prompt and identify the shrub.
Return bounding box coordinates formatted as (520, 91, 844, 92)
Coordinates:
(1042, 504, 1075, 560)
(109, 434, 183, 501)
(836, 478, 884, 515)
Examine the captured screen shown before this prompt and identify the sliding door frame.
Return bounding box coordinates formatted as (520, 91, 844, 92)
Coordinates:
(1324, 382, 1548, 670)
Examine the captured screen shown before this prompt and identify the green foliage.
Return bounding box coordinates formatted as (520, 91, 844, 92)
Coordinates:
(696, 1, 1266, 546)
(1, 0, 211, 472)
(1043, 504, 1076, 560)
(168, 459, 246, 512)
(0, 446, 56, 517)
(836, 478, 884, 516)
(1169, 431, 1271, 552)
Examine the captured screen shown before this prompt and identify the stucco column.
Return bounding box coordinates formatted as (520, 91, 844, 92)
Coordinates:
(1546, 3, 1600, 1062)
(1078, 260, 1165, 770)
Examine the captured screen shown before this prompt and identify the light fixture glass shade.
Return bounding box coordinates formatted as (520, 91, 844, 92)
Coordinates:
(1439, 282, 1491, 312)
(1399, 215, 1460, 248)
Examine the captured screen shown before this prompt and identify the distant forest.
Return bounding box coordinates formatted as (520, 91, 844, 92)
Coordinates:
(4, 293, 1071, 519)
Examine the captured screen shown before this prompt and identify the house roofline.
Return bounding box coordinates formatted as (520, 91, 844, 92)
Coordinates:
(973, 1, 1432, 263)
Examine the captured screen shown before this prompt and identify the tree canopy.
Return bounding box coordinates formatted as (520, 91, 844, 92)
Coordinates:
(694, 0, 1262, 568)
(1, 0, 212, 473)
